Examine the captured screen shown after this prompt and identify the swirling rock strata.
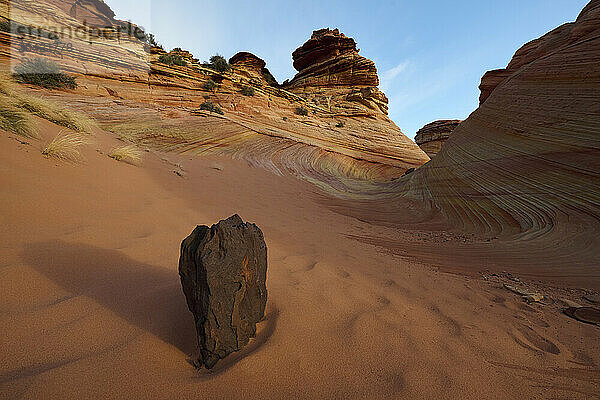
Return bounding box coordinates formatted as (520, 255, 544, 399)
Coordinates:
(402, 0, 600, 242)
(179, 214, 268, 369)
(229, 52, 278, 86)
(284, 28, 389, 114)
(479, 0, 600, 105)
(2, 2, 429, 179)
(414, 120, 462, 158)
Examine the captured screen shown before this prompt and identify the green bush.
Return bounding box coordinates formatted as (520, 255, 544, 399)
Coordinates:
(158, 53, 186, 66)
(282, 116, 288, 121)
(13, 58, 77, 89)
(240, 85, 255, 97)
(203, 79, 217, 91)
(295, 106, 308, 116)
(336, 121, 344, 128)
(147, 33, 160, 47)
(199, 101, 223, 115)
(0, 19, 10, 33)
(208, 55, 230, 73)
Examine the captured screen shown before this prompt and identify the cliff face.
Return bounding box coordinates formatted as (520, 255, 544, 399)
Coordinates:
(478, 1, 600, 105)
(414, 120, 461, 158)
(395, 0, 600, 275)
(284, 28, 389, 115)
(0, 3, 429, 183)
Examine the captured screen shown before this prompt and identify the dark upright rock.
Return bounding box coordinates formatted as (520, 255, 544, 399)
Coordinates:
(179, 214, 268, 369)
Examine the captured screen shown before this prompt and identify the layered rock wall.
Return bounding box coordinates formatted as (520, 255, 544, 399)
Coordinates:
(414, 120, 461, 158)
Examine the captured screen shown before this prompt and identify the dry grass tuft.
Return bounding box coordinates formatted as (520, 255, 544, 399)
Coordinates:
(15, 94, 97, 133)
(42, 131, 89, 162)
(0, 97, 36, 138)
(0, 72, 96, 134)
(109, 144, 143, 164)
(0, 72, 14, 95)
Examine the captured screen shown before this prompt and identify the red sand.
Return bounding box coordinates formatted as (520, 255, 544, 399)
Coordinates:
(1, 121, 599, 399)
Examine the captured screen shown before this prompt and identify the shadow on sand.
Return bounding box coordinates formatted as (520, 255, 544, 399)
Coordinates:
(21, 240, 279, 375)
(22, 240, 196, 354)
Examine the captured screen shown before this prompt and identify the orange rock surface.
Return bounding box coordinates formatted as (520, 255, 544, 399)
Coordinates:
(414, 119, 462, 158)
(0, 3, 429, 180)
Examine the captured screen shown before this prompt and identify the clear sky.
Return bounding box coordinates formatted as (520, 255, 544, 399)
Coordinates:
(105, 0, 588, 139)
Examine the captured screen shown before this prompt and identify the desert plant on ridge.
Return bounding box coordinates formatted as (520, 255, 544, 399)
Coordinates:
(203, 79, 217, 91)
(109, 144, 143, 164)
(208, 55, 231, 73)
(240, 85, 255, 97)
(296, 106, 309, 116)
(42, 131, 89, 162)
(158, 53, 187, 66)
(199, 101, 224, 115)
(14, 58, 77, 89)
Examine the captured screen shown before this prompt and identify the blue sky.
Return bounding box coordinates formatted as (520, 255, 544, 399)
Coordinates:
(105, 0, 588, 139)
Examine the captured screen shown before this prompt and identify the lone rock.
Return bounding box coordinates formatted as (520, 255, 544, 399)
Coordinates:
(179, 214, 268, 369)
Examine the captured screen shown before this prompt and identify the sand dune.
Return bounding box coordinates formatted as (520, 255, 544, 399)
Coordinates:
(1, 120, 599, 399)
(1, 0, 600, 398)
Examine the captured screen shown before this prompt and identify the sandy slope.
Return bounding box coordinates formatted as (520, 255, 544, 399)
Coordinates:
(1, 122, 599, 399)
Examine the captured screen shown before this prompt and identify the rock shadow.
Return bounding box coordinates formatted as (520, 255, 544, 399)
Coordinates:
(21, 240, 196, 354)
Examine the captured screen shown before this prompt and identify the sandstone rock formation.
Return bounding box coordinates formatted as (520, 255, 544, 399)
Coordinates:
(179, 214, 268, 369)
(229, 52, 278, 87)
(395, 0, 600, 275)
(414, 120, 461, 158)
(478, 0, 600, 105)
(0, 3, 430, 183)
(284, 28, 389, 114)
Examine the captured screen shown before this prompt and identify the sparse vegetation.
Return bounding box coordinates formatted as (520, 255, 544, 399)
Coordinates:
(0, 98, 36, 138)
(240, 85, 255, 97)
(336, 121, 344, 128)
(0, 73, 95, 139)
(158, 53, 186, 66)
(262, 70, 278, 87)
(208, 55, 231, 73)
(203, 95, 210, 100)
(199, 101, 224, 115)
(42, 131, 89, 162)
(13, 58, 77, 89)
(282, 116, 288, 121)
(15, 95, 96, 133)
(0, 18, 10, 33)
(203, 79, 217, 91)
(147, 33, 159, 47)
(296, 106, 309, 116)
(109, 144, 143, 164)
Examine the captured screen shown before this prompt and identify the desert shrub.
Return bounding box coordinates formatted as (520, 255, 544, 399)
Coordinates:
(147, 33, 159, 47)
(295, 106, 308, 116)
(282, 116, 287, 121)
(0, 19, 10, 33)
(13, 58, 77, 89)
(15, 95, 96, 133)
(262, 70, 278, 87)
(109, 144, 143, 164)
(203, 94, 210, 100)
(208, 55, 230, 73)
(336, 121, 344, 128)
(158, 53, 186, 66)
(199, 101, 223, 115)
(240, 85, 255, 97)
(0, 98, 36, 138)
(203, 79, 217, 91)
(42, 131, 89, 162)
